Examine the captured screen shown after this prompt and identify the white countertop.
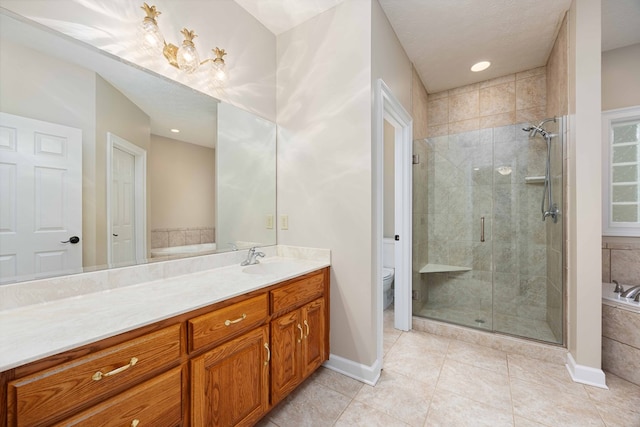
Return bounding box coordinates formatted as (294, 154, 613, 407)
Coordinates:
(0, 256, 329, 372)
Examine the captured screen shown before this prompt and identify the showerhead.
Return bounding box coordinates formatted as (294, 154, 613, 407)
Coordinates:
(523, 117, 557, 139)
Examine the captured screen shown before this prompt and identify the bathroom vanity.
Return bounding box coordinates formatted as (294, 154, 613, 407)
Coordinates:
(0, 254, 330, 427)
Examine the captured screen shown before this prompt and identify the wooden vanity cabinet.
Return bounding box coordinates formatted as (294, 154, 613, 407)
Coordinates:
(3, 267, 330, 427)
(190, 325, 270, 427)
(270, 270, 328, 406)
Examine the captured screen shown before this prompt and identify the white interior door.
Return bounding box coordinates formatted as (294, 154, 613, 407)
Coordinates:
(111, 146, 136, 266)
(0, 112, 82, 283)
(107, 133, 146, 267)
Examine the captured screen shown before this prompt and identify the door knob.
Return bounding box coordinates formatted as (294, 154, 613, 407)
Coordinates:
(61, 236, 80, 244)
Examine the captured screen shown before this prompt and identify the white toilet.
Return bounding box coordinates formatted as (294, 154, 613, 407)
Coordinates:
(383, 238, 395, 310)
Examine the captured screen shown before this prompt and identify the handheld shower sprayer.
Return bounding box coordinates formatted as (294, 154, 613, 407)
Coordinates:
(522, 117, 559, 223)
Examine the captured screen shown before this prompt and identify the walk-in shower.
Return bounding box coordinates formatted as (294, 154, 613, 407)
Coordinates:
(412, 118, 564, 344)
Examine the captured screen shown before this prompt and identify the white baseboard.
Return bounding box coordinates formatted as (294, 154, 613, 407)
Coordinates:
(323, 353, 381, 386)
(566, 352, 608, 389)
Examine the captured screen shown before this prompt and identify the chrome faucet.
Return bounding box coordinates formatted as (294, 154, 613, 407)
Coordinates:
(241, 247, 265, 266)
(620, 285, 640, 299)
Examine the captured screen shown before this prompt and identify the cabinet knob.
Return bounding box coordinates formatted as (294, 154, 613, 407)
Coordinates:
(131, 420, 140, 427)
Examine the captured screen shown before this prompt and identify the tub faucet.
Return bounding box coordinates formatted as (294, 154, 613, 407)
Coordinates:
(620, 285, 640, 299)
(613, 280, 624, 294)
(241, 247, 265, 266)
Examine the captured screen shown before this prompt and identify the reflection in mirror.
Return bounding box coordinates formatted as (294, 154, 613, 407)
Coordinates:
(602, 106, 640, 237)
(0, 10, 276, 284)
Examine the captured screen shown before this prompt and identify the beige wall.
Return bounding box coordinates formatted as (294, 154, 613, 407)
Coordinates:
(426, 67, 548, 137)
(149, 135, 215, 231)
(95, 76, 151, 266)
(277, 0, 375, 368)
(277, 0, 412, 375)
(0, 40, 98, 267)
(566, 0, 603, 372)
(602, 43, 640, 111)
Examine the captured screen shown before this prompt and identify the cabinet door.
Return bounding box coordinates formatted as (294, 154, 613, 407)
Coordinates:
(302, 298, 326, 378)
(270, 310, 303, 405)
(191, 326, 269, 427)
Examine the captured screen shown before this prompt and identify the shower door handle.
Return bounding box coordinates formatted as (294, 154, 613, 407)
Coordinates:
(480, 217, 485, 242)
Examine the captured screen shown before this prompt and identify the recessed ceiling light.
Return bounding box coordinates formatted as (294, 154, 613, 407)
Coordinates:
(471, 61, 491, 72)
(170, 128, 180, 133)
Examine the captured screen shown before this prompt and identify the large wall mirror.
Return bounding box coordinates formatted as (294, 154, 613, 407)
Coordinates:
(602, 106, 640, 237)
(0, 9, 276, 284)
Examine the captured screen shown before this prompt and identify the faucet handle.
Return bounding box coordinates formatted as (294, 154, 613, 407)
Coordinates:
(613, 280, 624, 294)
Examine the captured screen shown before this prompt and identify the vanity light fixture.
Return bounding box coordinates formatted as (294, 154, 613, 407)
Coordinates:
(139, 3, 228, 84)
(471, 61, 491, 72)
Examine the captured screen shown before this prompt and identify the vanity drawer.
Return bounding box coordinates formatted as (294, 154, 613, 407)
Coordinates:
(53, 366, 183, 427)
(271, 271, 325, 315)
(188, 294, 268, 352)
(7, 324, 182, 427)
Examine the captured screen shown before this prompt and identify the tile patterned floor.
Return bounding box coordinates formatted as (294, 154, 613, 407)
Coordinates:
(256, 312, 640, 427)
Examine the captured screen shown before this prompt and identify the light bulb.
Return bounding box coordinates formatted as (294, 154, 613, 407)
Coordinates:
(177, 28, 200, 73)
(139, 3, 164, 55)
(211, 61, 228, 85)
(139, 19, 164, 54)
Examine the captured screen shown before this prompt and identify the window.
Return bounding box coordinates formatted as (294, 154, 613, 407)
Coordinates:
(602, 106, 640, 236)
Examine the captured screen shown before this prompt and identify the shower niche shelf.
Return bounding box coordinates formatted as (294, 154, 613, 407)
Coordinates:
(419, 264, 471, 274)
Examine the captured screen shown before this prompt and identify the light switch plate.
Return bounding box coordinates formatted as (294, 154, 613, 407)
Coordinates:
(266, 215, 274, 229)
(280, 215, 289, 230)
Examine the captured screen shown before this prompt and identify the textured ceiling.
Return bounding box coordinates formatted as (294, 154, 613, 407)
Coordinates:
(378, 0, 573, 93)
(235, 0, 639, 94)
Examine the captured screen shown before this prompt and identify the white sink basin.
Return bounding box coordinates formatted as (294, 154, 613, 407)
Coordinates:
(242, 261, 300, 275)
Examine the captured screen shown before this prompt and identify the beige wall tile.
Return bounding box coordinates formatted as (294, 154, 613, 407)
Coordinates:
(151, 230, 168, 249)
(602, 337, 640, 386)
(516, 106, 547, 125)
(427, 97, 449, 126)
(479, 82, 516, 116)
(449, 82, 479, 96)
(412, 66, 429, 140)
(480, 74, 516, 89)
(516, 74, 547, 110)
(516, 66, 546, 80)
(449, 91, 479, 122)
(602, 304, 640, 348)
(428, 90, 449, 100)
(611, 249, 640, 285)
(427, 124, 449, 138)
(449, 118, 480, 134)
(185, 229, 201, 245)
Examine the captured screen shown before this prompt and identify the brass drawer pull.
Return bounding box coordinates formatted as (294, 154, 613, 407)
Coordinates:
(264, 342, 270, 366)
(224, 313, 247, 326)
(92, 357, 138, 381)
(304, 320, 310, 338)
(297, 324, 303, 342)
(131, 420, 140, 427)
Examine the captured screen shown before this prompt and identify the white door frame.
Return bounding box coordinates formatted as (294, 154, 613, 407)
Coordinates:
(374, 79, 413, 369)
(106, 133, 147, 266)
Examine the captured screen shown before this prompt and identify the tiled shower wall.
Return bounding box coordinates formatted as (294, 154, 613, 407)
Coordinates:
(426, 67, 548, 138)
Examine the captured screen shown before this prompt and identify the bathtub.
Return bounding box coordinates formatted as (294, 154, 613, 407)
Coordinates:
(150, 243, 217, 258)
(602, 282, 640, 313)
(601, 282, 640, 386)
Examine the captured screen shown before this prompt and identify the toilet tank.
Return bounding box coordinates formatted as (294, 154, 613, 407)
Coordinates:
(383, 237, 395, 268)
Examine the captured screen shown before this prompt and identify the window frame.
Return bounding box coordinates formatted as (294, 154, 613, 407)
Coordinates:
(602, 106, 640, 237)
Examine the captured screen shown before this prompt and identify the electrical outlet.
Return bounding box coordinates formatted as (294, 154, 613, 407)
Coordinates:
(280, 215, 289, 230)
(266, 215, 274, 229)
(412, 290, 420, 301)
